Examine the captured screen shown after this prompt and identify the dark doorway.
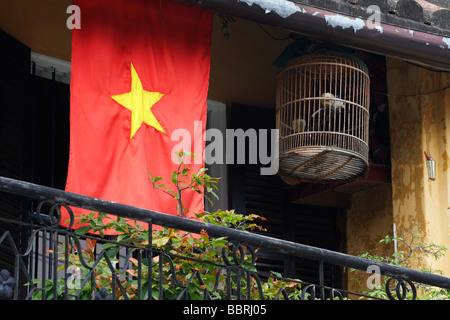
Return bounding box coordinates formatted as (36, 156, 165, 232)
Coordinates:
(228, 104, 343, 288)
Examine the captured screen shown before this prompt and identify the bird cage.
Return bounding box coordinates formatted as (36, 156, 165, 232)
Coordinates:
(276, 54, 370, 185)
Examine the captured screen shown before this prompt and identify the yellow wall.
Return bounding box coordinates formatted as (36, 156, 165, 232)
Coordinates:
(345, 58, 450, 294)
(345, 183, 394, 296)
(387, 58, 450, 276)
(0, 0, 72, 61)
(346, 185, 394, 256)
(208, 18, 290, 108)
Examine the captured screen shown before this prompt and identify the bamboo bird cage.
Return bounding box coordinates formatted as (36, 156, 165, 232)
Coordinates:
(276, 54, 370, 184)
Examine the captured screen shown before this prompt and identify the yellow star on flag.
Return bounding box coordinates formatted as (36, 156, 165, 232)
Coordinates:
(111, 63, 165, 139)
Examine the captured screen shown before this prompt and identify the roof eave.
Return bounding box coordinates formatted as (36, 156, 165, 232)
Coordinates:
(173, 0, 450, 71)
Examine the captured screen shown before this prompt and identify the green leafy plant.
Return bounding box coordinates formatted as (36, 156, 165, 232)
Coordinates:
(148, 151, 220, 217)
(31, 151, 302, 300)
(350, 231, 450, 300)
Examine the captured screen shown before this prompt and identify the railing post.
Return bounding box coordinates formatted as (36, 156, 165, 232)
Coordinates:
(319, 261, 325, 300)
(41, 230, 47, 300)
(52, 230, 58, 300)
(147, 220, 152, 300)
(64, 233, 69, 300)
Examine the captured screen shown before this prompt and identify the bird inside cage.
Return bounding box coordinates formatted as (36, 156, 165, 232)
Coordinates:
(312, 92, 346, 117)
(291, 118, 306, 133)
(311, 92, 346, 131)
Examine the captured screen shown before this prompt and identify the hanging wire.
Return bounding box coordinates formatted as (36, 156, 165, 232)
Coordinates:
(373, 60, 450, 97)
(215, 13, 240, 40)
(405, 61, 450, 74)
(215, 13, 296, 41)
(256, 23, 293, 41)
(372, 59, 450, 97)
(374, 85, 450, 97)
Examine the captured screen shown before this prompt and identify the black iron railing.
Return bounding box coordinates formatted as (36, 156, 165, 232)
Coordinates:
(0, 176, 449, 300)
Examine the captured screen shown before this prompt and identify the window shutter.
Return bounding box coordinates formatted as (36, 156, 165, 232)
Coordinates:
(228, 104, 342, 288)
(0, 29, 31, 279)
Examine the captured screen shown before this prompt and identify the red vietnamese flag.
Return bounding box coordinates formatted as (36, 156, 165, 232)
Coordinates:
(63, 0, 213, 232)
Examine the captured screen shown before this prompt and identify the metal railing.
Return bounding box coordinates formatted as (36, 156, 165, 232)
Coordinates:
(0, 176, 449, 300)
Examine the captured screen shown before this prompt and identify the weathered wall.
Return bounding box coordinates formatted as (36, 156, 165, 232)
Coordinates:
(345, 183, 394, 296)
(345, 57, 450, 295)
(387, 57, 450, 276)
(346, 184, 394, 257)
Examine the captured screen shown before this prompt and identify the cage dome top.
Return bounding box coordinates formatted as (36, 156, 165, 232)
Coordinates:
(273, 38, 368, 72)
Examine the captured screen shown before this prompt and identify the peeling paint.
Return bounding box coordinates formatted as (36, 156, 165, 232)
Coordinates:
(345, 183, 394, 291)
(238, 0, 305, 18)
(386, 58, 450, 276)
(442, 37, 450, 49)
(375, 25, 383, 34)
(442, 151, 449, 172)
(324, 14, 365, 33)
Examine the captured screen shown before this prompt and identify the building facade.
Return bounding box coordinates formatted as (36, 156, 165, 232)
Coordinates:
(0, 0, 449, 296)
